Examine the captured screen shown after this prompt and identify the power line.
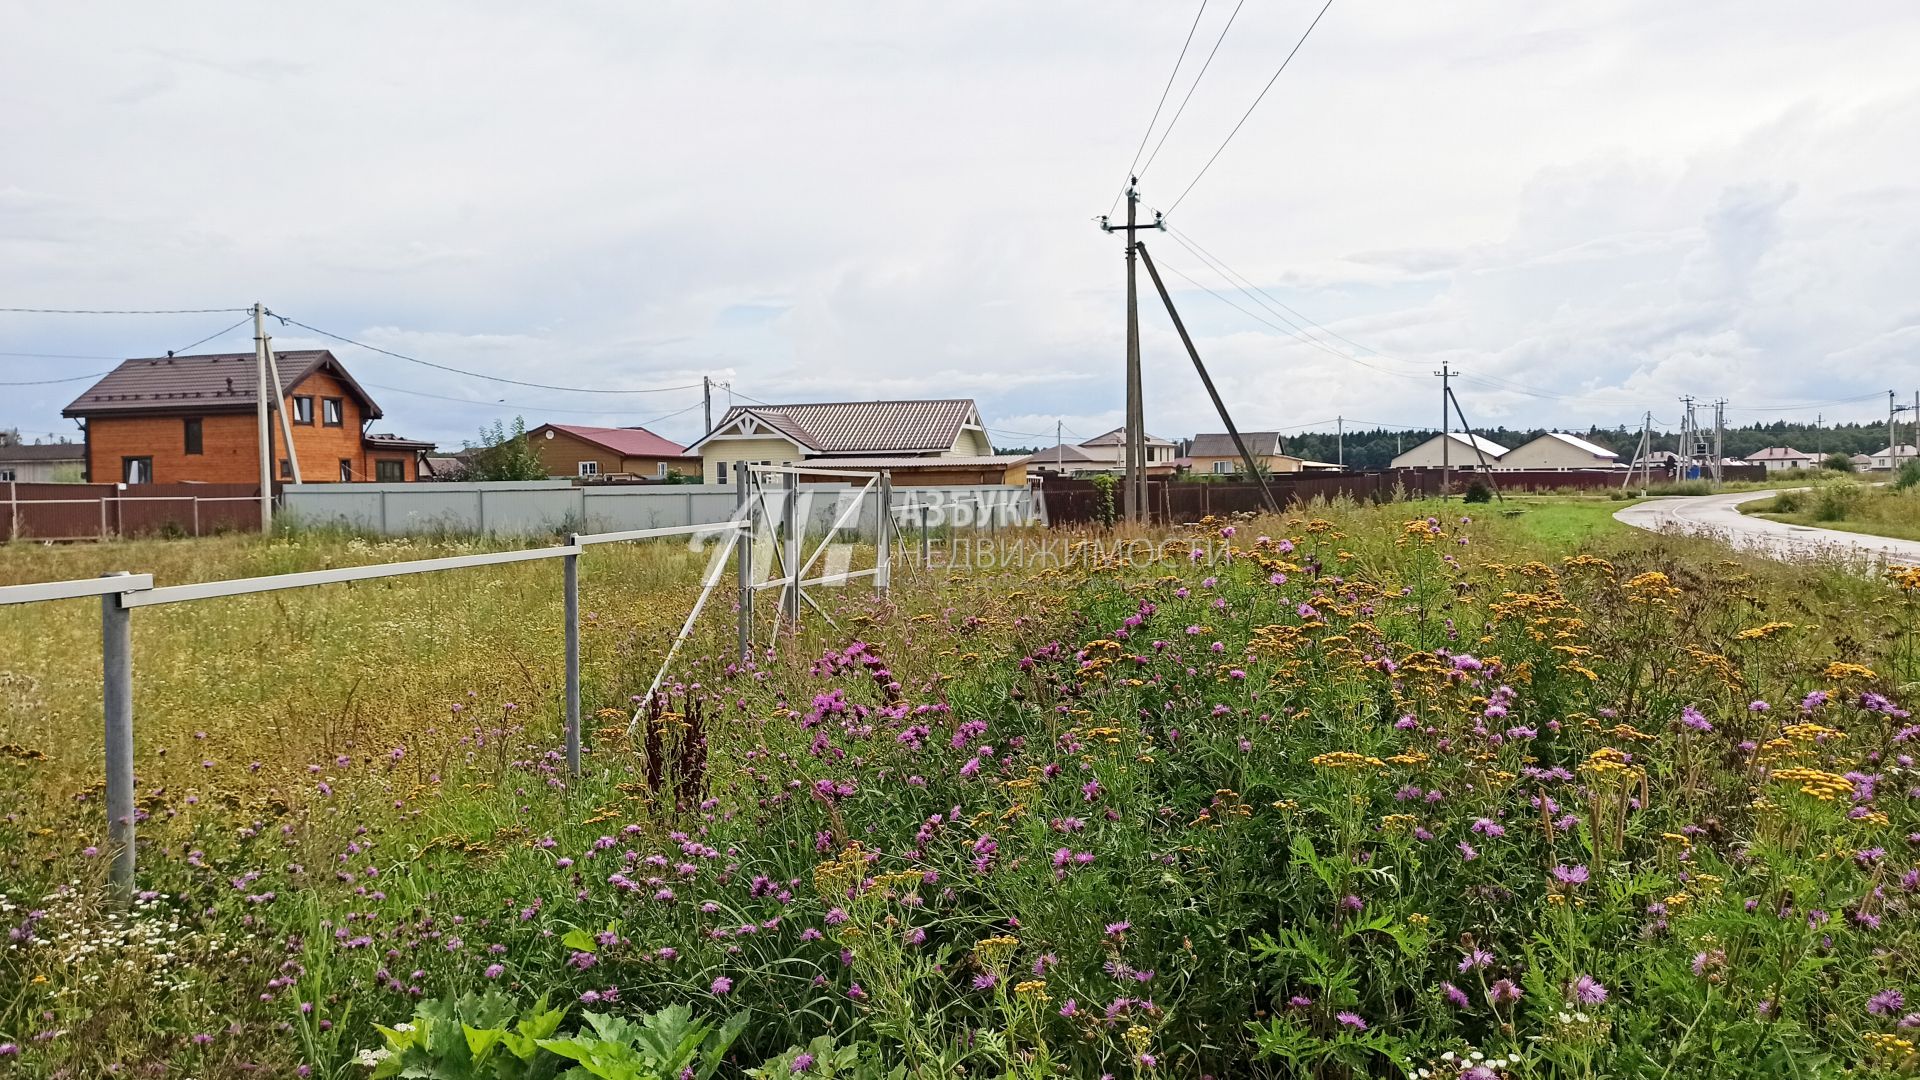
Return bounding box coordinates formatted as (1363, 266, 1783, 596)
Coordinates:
(362, 381, 706, 422)
(1164, 0, 1338, 217)
(168, 316, 253, 357)
(0, 350, 123, 361)
(1155, 257, 1425, 380)
(0, 306, 250, 315)
(0, 371, 109, 386)
(1136, 0, 1249, 186)
(1109, 0, 1213, 217)
(1169, 225, 1418, 364)
(272, 313, 704, 395)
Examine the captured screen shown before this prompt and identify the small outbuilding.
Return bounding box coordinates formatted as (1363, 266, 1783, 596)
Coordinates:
(1388, 432, 1509, 471)
(1497, 432, 1620, 471)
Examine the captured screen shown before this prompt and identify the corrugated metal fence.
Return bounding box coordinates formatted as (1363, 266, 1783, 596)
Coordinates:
(3, 482, 261, 541)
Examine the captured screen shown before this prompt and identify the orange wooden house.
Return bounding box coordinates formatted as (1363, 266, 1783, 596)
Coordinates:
(62, 350, 435, 485)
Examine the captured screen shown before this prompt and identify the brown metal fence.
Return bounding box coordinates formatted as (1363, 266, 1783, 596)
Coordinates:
(2, 483, 261, 541)
(1038, 466, 1769, 526)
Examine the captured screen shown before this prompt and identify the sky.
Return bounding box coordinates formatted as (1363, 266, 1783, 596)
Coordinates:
(4, 0, 1920, 452)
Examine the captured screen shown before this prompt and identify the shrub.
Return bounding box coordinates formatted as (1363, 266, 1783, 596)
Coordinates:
(1896, 459, 1920, 491)
(1462, 480, 1492, 504)
(1767, 490, 1805, 514)
(1812, 479, 1865, 521)
(1822, 453, 1855, 472)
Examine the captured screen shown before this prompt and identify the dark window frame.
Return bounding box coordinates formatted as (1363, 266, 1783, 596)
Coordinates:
(122, 456, 153, 485)
(183, 417, 203, 455)
(322, 397, 344, 427)
(339, 459, 353, 482)
(374, 458, 405, 483)
(292, 395, 315, 425)
(279, 458, 293, 480)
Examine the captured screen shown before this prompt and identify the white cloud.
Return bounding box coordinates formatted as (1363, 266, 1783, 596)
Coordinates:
(2, 0, 1919, 449)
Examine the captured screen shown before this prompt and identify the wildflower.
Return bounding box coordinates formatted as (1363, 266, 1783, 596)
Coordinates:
(1569, 975, 1607, 1005)
(1870, 989, 1906, 1016)
(1457, 841, 1478, 861)
(1458, 947, 1493, 973)
(1059, 999, 1079, 1017)
(1105, 921, 1131, 937)
(711, 976, 733, 995)
(973, 973, 998, 991)
(1488, 979, 1521, 1004)
(1335, 1011, 1367, 1030)
(1551, 864, 1589, 885)
(791, 1053, 815, 1073)
(484, 964, 504, 979)
(1679, 706, 1713, 733)
(1442, 982, 1470, 1008)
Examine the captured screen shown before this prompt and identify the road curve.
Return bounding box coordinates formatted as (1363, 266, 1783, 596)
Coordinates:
(1613, 490, 1920, 566)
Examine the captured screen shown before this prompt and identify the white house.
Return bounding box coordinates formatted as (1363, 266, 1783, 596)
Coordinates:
(1076, 427, 1179, 474)
(1497, 432, 1621, 471)
(1745, 446, 1816, 473)
(686, 399, 1028, 486)
(1389, 432, 1510, 471)
(1868, 445, 1919, 471)
(0, 440, 85, 483)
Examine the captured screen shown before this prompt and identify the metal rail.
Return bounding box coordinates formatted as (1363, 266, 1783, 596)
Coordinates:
(0, 574, 153, 606)
(122, 545, 581, 608)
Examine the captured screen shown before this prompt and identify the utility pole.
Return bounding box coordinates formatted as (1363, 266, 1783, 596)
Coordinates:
(703, 376, 713, 435)
(1622, 411, 1651, 493)
(251, 303, 272, 532)
(1336, 416, 1344, 468)
(1434, 363, 1452, 499)
(1891, 390, 1899, 471)
(1098, 179, 1164, 522)
(1711, 398, 1726, 488)
(1446, 385, 1503, 502)
(263, 328, 301, 484)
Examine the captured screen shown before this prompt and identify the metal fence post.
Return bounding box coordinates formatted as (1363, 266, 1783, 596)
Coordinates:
(735, 469, 752, 658)
(875, 472, 891, 592)
(563, 539, 581, 776)
(783, 479, 801, 631)
(100, 571, 135, 896)
(920, 502, 930, 569)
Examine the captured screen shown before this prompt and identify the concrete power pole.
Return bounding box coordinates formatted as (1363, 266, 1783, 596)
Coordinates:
(703, 376, 713, 435)
(1434, 363, 1452, 499)
(251, 303, 273, 532)
(1336, 415, 1344, 468)
(1891, 391, 1899, 471)
(1712, 398, 1726, 487)
(1097, 179, 1163, 522)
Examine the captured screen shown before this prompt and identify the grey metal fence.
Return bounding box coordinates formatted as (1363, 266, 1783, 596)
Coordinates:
(0, 471, 930, 896)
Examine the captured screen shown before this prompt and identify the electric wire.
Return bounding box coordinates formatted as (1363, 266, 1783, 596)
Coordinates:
(0, 372, 110, 386)
(1135, 0, 1250, 186)
(1108, 0, 1213, 217)
(168, 316, 253, 357)
(1163, 0, 1337, 217)
(272, 313, 703, 395)
(0, 306, 250, 315)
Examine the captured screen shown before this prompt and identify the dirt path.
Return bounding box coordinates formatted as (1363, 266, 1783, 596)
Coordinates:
(1613, 490, 1920, 565)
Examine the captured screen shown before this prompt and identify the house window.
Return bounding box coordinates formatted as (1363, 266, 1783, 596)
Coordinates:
(123, 457, 153, 484)
(375, 458, 405, 483)
(715, 460, 728, 484)
(1212, 461, 1231, 474)
(578, 461, 600, 477)
(322, 398, 344, 426)
(183, 417, 203, 455)
(0, 468, 14, 482)
(279, 458, 293, 479)
(292, 396, 314, 425)
(339, 459, 353, 482)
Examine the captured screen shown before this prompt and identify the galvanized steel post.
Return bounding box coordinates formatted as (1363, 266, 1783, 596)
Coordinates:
(735, 469, 752, 658)
(100, 571, 135, 896)
(783, 477, 801, 631)
(563, 539, 581, 775)
(875, 472, 891, 592)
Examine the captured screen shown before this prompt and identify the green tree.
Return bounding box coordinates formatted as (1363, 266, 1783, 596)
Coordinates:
(1822, 452, 1855, 472)
(459, 417, 549, 481)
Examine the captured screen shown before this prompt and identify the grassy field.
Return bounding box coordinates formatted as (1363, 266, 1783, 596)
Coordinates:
(4, 506, 1920, 1077)
(1741, 480, 1920, 542)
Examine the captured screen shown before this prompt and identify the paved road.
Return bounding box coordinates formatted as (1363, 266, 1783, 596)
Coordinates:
(1613, 490, 1920, 565)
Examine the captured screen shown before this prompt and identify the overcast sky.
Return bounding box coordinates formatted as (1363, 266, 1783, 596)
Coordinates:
(4, 0, 1919, 451)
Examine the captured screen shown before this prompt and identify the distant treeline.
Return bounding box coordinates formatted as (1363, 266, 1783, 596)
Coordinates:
(998, 420, 1911, 471)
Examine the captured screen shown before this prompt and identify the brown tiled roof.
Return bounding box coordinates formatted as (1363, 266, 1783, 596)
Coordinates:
(1188, 432, 1288, 458)
(536, 424, 691, 458)
(363, 433, 436, 451)
(699, 399, 980, 454)
(1023, 443, 1101, 465)
(62, 350, 383, 419)
(0, 442, 85, 462)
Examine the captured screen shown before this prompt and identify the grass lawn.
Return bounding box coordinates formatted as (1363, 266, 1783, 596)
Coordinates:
(1740, 483, 1920, 543)
(1404, 493, 1636, 549)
